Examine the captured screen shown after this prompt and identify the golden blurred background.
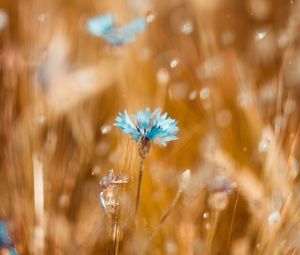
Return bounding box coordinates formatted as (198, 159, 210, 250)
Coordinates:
(0, 0, 299, 254)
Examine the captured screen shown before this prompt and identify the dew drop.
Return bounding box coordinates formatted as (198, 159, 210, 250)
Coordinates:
(199, 87, 210, 100)
(146, 12, 155, 23)
(180, 20, 194, 34)
(91, 166, 101, 176)
(101, 124, 112, 135)
(203, 211, 209, 219)
(170, 59, 179, 69)
(268, 211, 281, 226)
(258, 138, 270, 153)
(188, 90, 198, 100)
(256, 31, 267, 40)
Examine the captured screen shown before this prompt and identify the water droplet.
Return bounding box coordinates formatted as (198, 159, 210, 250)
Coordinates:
(256, 31, 267, 40)
(188, 90, 198, 100)
(146, 12, 155, 23)
(101, 124, 112, 135)
(203, 212, 209, 219)
(268, 211, 281, 226)
(170, 59, 179, 69)
(199, 87, 210, 100)
(91, 166, 101, 176)
(258, 138, 270, 153)
(180, 20, 193, 34)
(156, 68, 170, 86)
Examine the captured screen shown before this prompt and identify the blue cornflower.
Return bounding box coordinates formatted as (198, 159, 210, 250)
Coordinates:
(114, 108, 179, 156)
(0, 221, 18, 255)
(86, 14, 147, 45)
(0, 221, 11, 248)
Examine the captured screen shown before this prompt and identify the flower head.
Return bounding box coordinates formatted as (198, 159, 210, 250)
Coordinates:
(0, 221, 18, 255)
(86, 14, 147, 45)
(114, 108, 179, 155)
(99, 169, 128, 214)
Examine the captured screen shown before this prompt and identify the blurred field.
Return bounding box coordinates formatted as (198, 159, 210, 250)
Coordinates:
(0, 0, 299, 254)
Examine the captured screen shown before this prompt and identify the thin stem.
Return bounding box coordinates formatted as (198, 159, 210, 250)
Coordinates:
(159, 188, 182, 225)
(147, 187, 183, 247)
(107, 214, 112, 255)
(208, 210, 220, 254)
(135, 158, 144, 216)
(225, 191, 240, 255)
(112, 213, 118, 255)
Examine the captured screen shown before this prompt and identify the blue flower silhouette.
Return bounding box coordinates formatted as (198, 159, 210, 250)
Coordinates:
(0, 221, 18, 255)
(114, 108, 179, 146)
(86, 14, 147, 45)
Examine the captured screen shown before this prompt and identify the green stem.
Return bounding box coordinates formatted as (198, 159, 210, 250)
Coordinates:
(135, 158, 144, 216)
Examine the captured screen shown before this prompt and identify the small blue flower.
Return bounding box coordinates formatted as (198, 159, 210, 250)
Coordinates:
(114, 108, 179, 147)
(8, 247, 19, 255)
(0, 221, 11, 248)
(86, 14, 147, 45)
(0, 221, 18, 255)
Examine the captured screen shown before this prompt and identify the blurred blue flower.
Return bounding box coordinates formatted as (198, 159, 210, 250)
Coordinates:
(86, 14, 147, 45)
(0, 221, 11, 248)
(8, 247, 19, 255)
(114, 108, 179, 146)
(0, 221, 18, 255)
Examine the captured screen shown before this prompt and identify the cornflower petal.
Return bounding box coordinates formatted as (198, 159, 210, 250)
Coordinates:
(86, 14, 147, 45)
(114, 108, 179, 146)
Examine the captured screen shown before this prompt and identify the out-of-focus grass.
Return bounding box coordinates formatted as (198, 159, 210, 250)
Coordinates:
(0, 0, 299, 254)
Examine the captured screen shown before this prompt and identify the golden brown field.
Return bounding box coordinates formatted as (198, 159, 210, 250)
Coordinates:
(0, 0, 299, 254)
